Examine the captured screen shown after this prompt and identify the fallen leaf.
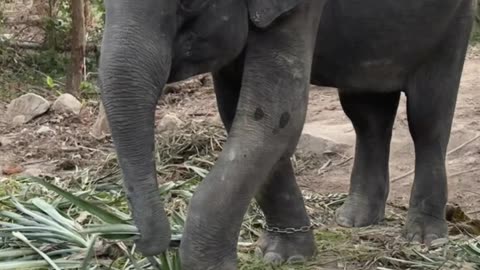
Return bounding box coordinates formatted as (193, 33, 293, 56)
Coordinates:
(2, 164, 25, 175)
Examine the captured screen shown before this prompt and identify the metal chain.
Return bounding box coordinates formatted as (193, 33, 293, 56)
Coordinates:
(264, 220, 322, 234)
(262, 192, 348, 235)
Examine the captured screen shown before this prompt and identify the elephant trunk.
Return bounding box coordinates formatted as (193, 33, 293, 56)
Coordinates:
(98, 0, 177, 256)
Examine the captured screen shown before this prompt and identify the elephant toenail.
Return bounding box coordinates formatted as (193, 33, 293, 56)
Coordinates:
(335, 212, 354, 227)
(424, 234, 441, 246)
(263, 252, 284, 265)
(287, 255, 306, 264)
(406, 233, 421, 244)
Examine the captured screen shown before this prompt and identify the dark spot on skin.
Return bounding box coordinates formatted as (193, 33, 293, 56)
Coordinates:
(279, 112, 290, 129)
(254, 108, 265, 121)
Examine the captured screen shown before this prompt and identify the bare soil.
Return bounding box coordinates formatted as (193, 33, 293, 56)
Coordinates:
(1, 47, 479, 221)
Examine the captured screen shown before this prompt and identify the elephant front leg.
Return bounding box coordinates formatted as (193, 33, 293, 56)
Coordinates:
(213, 65, 316, 266)
(179, 4, 322, 269)
(180, 85, 309, 269)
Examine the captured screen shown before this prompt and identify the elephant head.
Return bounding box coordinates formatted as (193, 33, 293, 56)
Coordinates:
(98, 0, 305, 256)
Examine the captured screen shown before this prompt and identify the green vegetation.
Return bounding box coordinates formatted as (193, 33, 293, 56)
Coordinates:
(0, 0, 104, 101)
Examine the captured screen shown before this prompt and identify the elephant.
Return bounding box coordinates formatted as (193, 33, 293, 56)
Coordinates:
(98, 0, 476, 269)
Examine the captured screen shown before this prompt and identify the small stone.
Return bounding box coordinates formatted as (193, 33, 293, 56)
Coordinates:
(156, 113, 183, 133)
(325, 104, 338, 111)
(0, 137, 12, 147)
(52, 93, 82, 115)
(36, 126, 53, 134)
(6, 93, 50, 124)
(76, 211, 90, 224)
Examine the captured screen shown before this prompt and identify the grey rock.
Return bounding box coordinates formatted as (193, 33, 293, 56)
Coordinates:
(52, 93, 82, 115)
(0, 137, 13, 147)
(36, 126, 54, 134)
(298, 121, 355, 155)
(12, 115, 27, 126)
(6, 93, 50, 124)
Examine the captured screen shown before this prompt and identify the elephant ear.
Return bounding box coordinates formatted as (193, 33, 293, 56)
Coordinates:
(247, 0, 304, 28)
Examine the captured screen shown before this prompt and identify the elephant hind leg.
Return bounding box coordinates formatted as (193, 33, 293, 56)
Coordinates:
(335, 90, 401, 228)
(254, 158, 316, 265)
(212, 59, 316, 266)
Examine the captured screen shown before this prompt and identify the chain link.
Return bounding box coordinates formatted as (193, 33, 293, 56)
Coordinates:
(262, 192, 347, 235)
(264, 220, 321, 234)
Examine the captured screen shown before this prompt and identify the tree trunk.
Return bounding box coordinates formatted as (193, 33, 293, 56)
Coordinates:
(84, 0, 92, 33)
(66, 0, 86, 97)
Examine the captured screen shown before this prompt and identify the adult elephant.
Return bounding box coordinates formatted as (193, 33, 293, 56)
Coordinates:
(98, 0, 475, 269)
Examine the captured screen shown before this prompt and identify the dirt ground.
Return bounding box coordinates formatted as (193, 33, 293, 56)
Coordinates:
(1, 46, 480, 221)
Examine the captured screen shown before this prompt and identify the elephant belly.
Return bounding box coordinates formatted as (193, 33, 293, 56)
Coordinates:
(311, 53, 411, 91)
(310, 0, 471, 91)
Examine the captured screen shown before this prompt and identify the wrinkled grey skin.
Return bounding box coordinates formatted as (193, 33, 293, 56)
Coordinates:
(98, 0, 475, 268)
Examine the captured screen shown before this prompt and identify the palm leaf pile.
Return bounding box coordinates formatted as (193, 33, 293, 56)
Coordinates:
(0, 176, 185, 270)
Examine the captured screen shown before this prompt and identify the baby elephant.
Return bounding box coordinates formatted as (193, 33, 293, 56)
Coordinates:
(98, 0, 476, 268)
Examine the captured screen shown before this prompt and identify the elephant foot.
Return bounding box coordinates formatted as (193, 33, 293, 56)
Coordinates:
(191, 261, 236, 270)
(404, 210, 448, 245)
(182, 262, 236, 270)
(180, 255, 237, 270)
(335, 194, 385, 227)
(255, 230, 316, 265)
